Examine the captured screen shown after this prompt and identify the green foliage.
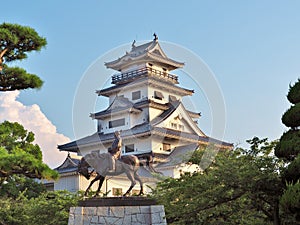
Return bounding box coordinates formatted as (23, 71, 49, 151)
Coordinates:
(0, 121, 58, 183)
(0, 191, 81, 225)
(0, 23, 47, 63)
(275, 129, 300, 160)
(281, 103, 300, 128)
(280, 182, 300, 223)
(189, 144, 217, 166)
(276, 78, 300, 183)
(287, 79, 300, 104)
(283, 155, 300, 183)
(0, 120, 42, 158)
(152, 138, 283, 225)
(275, 79, 300, 224)
(0, 22, 46, 91)
(0, 64, 43, 91)
(0, 175, 46, 199)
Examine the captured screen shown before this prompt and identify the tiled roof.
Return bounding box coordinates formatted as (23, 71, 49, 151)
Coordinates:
(153, 127, 233, 147)
(92, 98, 173, 120)
(130, 41, 154, 55)
(104, 39, 184, 71)
(91, 96, 141, 119)
(57, 123, 152, 152)
(59, 99, 233, 152)
(55, 154, 81, 174)
(150, 101, 180, 125)
(58, 123, 232, 153)
(186, 110, 201, 118)
(156, 144, 199, 168)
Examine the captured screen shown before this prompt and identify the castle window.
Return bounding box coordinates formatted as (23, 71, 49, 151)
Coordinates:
(112, 188, 122, 196)
(97, 121, 102, 132)
(171, 123, 177, 129)
(178, 124, 184, 131)
(169, 95, 177, 102)
(132, 91, 141, 100)
(108, 118, 125, 128)
(163, 143, 171, 151)
(125, 144, 135, 153)
(154, 91, 164, 100)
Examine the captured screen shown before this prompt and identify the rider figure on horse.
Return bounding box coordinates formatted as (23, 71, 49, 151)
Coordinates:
(108, 130, 122, 172)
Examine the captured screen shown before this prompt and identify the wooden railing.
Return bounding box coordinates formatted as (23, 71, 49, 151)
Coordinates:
(111, 67, 178, 84)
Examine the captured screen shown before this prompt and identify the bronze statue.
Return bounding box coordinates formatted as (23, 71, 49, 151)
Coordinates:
(78, 154, 143, 196)
(77, 130, 159, 197)
(78, 131, 141, 196)
(107, 131, 122, 172)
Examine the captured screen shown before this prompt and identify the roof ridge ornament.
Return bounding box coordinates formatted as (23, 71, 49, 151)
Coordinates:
(153, 33, 158, 42)
(132, 40, 136, 48)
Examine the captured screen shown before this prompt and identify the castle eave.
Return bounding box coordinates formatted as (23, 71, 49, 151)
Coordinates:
(91, 107, 142, 119)
(58, 125, 233, 153)
(186, 110, 201, 118)
(58, 124, 152, 152)
(97, 77, 193, 97)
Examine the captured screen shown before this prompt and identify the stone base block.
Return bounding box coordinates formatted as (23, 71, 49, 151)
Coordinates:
(68, 205, 167, 225)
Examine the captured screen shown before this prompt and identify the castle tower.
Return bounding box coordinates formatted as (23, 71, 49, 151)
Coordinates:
(58, 35, 232, 177)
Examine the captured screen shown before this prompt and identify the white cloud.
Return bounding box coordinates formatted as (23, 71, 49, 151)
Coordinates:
(0, 91, 70, 168)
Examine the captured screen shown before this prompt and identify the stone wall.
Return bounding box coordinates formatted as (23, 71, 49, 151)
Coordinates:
(68, 205, 167, 225)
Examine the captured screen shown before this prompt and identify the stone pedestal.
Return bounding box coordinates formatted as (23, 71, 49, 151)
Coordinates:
(68, 197, 167, 225)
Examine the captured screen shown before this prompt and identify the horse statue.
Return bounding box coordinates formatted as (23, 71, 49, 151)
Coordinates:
(78, 152, 143, 196)
(78, 131, 160, 197)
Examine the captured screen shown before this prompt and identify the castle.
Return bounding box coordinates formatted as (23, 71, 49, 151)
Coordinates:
(50, 35, 232, 195)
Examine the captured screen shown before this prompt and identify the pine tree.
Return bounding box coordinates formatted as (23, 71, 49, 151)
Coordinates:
(275, 79, 300, 222)
(0, 23, 46, 91)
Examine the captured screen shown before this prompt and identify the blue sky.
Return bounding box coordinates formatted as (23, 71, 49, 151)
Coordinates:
(1, 1, 300, 157)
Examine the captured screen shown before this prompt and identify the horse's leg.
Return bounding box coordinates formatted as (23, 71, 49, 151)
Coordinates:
(84, 174, 101, 196)
(123, 170, 136, 196)
(95, 176, 105, 197)
(133, 171, 143, 196)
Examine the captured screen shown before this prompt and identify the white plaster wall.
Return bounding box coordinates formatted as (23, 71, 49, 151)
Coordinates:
(101, 114, 130, 134)
(159, 112, 195, 134)
(151, 139, 164, 153)
(78, 174, 105, 193)
(108, 85, 148, 104)
(122, 138, 152, 155)
(99, 112, 147, 134)
(154, 104, 202, 136)
(149, 107, 164, 122)
(148, 86, 168, 104)
(79, 174, 155, 197)
(148, 86, 182, 103)
(54, 175, 79, 192)
(152, 138, 181, 154)
(150, 64, 167, 72)
(129, 109, 148, 128)
(104, 176, 156, 196)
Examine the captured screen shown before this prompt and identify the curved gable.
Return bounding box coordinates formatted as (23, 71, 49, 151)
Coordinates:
(152, 102, 206, 137)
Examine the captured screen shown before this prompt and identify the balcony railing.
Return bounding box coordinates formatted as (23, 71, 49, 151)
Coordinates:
(111, 67, 179, 84)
